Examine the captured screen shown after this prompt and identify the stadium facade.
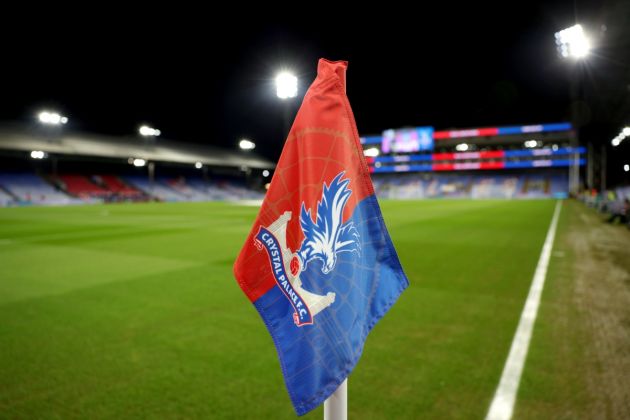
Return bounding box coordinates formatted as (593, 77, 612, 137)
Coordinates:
(0, 121, 595, 206)
(0, 124, 273, 206)
(361, 122, 585, 200)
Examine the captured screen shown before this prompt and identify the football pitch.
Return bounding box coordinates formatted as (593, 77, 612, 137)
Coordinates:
(0, 199, 603, 418)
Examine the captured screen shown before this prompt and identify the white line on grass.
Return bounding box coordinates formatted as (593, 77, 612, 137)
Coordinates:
(485, 200, 562, 420)
(231, 200, 263, 207)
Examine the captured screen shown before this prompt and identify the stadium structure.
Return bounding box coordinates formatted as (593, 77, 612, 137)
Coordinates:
(0, 124, 273, 206)
(3, 120, 624, 206)
(361, 122, 587, 200)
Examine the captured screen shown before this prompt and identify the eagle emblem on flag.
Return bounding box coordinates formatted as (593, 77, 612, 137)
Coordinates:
(254, 171, 360, 326)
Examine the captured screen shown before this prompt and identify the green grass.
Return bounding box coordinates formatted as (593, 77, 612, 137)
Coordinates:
(0, 200, 557, 419)
(511, 201, 585, 420)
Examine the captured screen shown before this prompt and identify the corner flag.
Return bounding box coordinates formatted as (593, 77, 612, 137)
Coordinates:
(233, 59, 409, 416)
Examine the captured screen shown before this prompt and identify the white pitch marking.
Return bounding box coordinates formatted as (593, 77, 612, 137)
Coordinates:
(233, 200, 263, 207)
(485, 200, 562, 420)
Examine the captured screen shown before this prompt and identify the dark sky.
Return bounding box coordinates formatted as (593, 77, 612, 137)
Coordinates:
(2, 1, 629, 163)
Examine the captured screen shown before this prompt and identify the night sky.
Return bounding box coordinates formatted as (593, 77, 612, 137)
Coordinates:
(2, 2, 629, 167)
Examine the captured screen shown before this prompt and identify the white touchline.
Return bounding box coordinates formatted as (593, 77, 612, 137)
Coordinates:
(485, 200, 562, 420)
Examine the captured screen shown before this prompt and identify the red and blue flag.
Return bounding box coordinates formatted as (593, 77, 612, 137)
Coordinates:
(234, 59, 409, 415)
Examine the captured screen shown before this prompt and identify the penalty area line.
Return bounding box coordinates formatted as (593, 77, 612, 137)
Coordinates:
(485, 200, 562, 420)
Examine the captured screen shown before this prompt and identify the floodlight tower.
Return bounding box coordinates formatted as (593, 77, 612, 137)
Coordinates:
(37, 110, 68, 176)
(137, 125, 160, 188)
(554, 24, 590, 194)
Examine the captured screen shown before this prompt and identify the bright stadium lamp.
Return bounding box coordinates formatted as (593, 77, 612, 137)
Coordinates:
(239, 139, 256, 150)
(524, 140, 539, 148)
(38, 111, 68, 125)
(30, 150, 46, 159)
(611, 127, 630, 146)
(133, 158, 146, 167)
(262, 169, 270, 177)
(455, 143, 469, 152)
(195, 162, 203, 169)
(624, 164, 629, 172)
(276, 72, 298, 99)
(363, 147, 380, 157)
(555, 24, 590, 59)
(139, 125, 161, 137)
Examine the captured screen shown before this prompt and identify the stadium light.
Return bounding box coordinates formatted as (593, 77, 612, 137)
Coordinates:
(38, 111, 68, 125)
(625, 164, 629, 172)
(555, 25, 589, 196)
(364, 147, 380, 157)
(139, 125, 161, 137)
(30, 150, 46, 159)
(524, 140, 538, 148)
(611, 127, 630, 146)
(455, 143, 469, 152)
(276, 72, 298, 99)
(554, 24, 590, 59)
(133, 158, 146, 167)
(239, 139, 256, 150)
(195, 162, 203, 169)
(262, 169, 270, 177)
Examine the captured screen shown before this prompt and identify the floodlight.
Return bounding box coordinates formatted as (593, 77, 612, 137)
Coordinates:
(139, 125, 160, 137)
(239, 139, 256, 150)
(38, 111, 68, 125)
(363, 147, 380, 157)
(555, 24, 590, 58)
(276, 72, 298, 99)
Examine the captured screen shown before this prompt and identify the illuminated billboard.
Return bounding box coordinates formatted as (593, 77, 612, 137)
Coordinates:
(382, 127, 434, 153)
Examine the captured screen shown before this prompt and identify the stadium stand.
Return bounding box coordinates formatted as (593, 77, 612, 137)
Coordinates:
(364, 121, 580, 201)
(0, 173, 82, 205)
(54, 175, 111, 198)
(165, 178, 210, 201)
(96, 175, 144, 198)
(0, 124, 274, 206)
(186, 179, 234, 200)
(125, 176, 265, 202)
(0, 171, 266, 206)
(372, 172, 568, 200)
(0, 187, 15, 206)
(202, 179, 265, 201)
(0, 122, 587, 207)
(123, 176, 188, 202)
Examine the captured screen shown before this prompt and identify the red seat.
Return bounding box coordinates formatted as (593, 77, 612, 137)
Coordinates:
(98, 175, 142, 196)
(57, 175, 111, 197)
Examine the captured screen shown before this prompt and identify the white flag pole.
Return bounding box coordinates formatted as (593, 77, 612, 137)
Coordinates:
(324, 379, 347, 420)
(325, 62, 348, 420)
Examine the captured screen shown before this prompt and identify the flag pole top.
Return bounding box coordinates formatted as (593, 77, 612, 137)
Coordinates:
(317, 59, 348, 91)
